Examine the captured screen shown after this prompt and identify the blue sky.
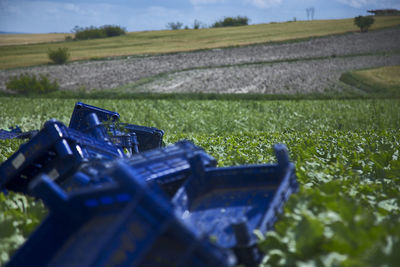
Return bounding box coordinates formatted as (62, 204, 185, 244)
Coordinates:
(1, 0, 399, 33)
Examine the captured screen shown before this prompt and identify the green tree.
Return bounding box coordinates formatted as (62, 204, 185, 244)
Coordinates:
(354, 16, 374, 33)
(211, 16, 249, 28)
(166, 22, 183, 30)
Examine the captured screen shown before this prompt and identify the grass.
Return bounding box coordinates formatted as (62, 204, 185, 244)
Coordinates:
(0, 89, 383, 101)
(0, 16, 399, 69)
(340, 65, 400, 95)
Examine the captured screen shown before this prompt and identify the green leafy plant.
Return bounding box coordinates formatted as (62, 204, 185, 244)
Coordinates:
(6, 73, 59, 94)
(354, 16, 375, 32)
(0, 191, 47, 266)
(211, 16, 249, 28)
(47, 47, 70, 64)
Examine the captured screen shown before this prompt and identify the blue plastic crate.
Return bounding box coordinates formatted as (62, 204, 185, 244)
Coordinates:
(0, 119, 125, 194)
(69, 102, 164, 153)
(69, 140, 217, 197)
(115, 122, 164, 152)
(173, 144, 298, 265)
(121, 140, 216, 196)
(69, 101, 120, 132)
(6, 161, 235, 267)
(0, 126, 38, 140)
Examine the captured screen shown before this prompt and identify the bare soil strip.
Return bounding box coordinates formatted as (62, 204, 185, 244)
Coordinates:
(139, 55, 400, 94)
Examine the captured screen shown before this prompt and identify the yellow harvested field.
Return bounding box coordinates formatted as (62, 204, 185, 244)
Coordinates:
(0, 16, 399, 69)
(0, 33, 72, 46)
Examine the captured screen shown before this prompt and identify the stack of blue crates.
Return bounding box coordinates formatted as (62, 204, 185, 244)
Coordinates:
(0, 119, 125, 194)
(69, 102, 164, 153)
(0, 102, 298, 267)
(7, 162, 235, 267)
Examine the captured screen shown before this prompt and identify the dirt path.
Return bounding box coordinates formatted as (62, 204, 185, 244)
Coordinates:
(1, 27, 399, 93)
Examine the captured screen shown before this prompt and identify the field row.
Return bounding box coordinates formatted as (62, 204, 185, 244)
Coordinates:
(0, 98, 399, 136)
(136, 54, 400, 94)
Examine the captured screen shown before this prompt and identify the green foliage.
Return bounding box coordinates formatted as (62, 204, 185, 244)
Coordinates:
(166, 21, 184, 30)
(0, 98, 399, 134)
(247, 130, 400, 266)
(354, 16, 375, 32)
(73, 25, 126, 40)
(211, 16, 250, 28)
(47, 47, 70, 64)
(5, 74, 59, 95)
(0, 97, 399, 265)
(0, 190, 47, 266)
(102, 25, 127, 37)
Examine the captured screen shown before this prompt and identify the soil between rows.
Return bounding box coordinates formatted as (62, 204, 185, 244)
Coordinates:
(0, 27, 399, 93)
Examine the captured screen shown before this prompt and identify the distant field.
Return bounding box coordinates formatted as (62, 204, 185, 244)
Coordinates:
(340, 65, 400, 95)
(0, 16, 399, 69)
(0, 33, 71, 46)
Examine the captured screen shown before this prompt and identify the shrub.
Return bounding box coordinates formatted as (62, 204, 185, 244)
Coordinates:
(73, 25, 126, 40)
(6, 73, 59, 94)
(354, 16, 374, 32)
(74, 26, 106, 40)
(47, 47, 70, 64)
(193, 20, 206, 29)
(166, 21, 184, 30)
(101, 25, 127, 37)
(211, 16, 249, 28)
(193, 19, 201, 29)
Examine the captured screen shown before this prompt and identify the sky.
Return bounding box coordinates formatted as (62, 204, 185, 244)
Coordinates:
(0, 0, 399, 33)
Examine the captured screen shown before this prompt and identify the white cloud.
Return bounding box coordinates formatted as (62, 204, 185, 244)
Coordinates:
(190, 0, 225, 5)
(191, 0, 283, 8)
(338, 0, 371, 8)
(0, 0, 131, 32)
(337, 0, 390, 8)
(63, 3, 81, 13)
(337, 0, 400, 9)
(246, 0, 283, 9)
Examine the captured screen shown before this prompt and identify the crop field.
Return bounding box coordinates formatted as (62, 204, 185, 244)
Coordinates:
(0, 33, 71, 47)
(0, 16, 399, 69)
(1, 16, 400, 266)
(0, 97, 399, 266)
